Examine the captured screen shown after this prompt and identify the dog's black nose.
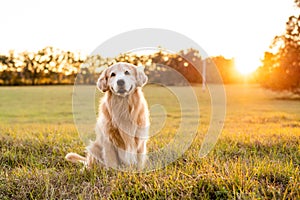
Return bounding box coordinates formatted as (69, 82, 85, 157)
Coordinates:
(117, 79, 125, 86)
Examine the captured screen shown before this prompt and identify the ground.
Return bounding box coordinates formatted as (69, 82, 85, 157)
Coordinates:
(0, 85, 299, 199)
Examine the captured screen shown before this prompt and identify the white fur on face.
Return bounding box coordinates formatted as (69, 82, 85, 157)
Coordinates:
(108, 65, 136, 97)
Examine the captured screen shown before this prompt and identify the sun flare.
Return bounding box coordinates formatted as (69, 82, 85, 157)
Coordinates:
(234, 56, 260, 75)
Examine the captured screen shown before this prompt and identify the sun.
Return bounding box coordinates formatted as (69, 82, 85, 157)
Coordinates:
(234, 56, 260, 75)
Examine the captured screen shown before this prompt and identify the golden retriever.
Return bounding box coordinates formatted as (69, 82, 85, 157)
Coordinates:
(66, 62, 149, 170)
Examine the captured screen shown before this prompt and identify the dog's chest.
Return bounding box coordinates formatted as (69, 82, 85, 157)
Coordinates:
(110, 98, 137, 134)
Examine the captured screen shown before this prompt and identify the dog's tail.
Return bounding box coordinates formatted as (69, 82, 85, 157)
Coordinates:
(65, 152, 87, 164)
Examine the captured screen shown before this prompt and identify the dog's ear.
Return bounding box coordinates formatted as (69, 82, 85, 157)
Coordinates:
(97, 68, 108, 92)
(136, 66, 148, 87)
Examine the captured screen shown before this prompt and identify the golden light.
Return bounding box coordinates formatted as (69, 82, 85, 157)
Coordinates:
(234, 56, 260, 75)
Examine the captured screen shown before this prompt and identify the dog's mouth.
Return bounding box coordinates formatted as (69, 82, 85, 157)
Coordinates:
(113, 85, 133, 96)
(117, 88, 127, 94)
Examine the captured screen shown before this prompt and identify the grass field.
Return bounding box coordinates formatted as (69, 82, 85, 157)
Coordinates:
(0, 85, 299, 199)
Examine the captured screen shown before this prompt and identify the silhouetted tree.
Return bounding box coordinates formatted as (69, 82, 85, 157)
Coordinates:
(259, 4, 300, 94)
(148, 48, 202, 85)
(0, 51, 16, 85)
(208, 56, 241, 84)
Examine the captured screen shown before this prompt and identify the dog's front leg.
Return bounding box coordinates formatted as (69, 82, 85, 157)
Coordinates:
(103, 139, 120, 169)
(135, 126, 149, 170)
(136, 138, 147, 170)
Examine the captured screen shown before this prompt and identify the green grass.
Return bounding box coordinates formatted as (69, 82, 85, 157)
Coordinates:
(0, 84, 299, 199)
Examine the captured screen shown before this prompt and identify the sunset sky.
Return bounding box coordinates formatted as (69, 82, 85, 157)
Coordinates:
(0, 0, 298, 74)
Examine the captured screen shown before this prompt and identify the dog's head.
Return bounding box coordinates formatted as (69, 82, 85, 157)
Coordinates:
(97, 62, 148, 97)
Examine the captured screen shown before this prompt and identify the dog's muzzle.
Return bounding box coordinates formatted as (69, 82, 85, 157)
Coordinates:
(113, 79, 133, 96)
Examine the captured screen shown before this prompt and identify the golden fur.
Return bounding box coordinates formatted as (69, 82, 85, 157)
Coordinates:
(66, 62, 149, 170)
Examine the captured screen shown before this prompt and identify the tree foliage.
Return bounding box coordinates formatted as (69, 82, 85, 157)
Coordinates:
(206, 56, 242, 84)
(0, 47, 241, 86)
(259, 3, 300, 94)
(0, 47, 84, 85)
(81, 48, 204, 86)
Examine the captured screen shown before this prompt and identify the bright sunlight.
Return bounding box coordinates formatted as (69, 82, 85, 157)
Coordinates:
(234, 56, 261, 75)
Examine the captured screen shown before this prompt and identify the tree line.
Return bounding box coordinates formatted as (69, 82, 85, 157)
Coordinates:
(0, 47, 245, 86)
(0, 47, 83, 85)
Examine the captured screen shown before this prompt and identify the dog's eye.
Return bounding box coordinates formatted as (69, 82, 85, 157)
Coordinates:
(125, 71, 130, 75)
(110, 73, 116, 77)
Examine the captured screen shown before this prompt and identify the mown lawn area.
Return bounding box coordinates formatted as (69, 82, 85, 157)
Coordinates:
(0, 85, 299, 199)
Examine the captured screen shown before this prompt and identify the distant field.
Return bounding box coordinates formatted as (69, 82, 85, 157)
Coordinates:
(0, 85, 299, 199)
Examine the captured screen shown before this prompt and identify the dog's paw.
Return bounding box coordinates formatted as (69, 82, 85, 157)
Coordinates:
(65, 152, 87, 164)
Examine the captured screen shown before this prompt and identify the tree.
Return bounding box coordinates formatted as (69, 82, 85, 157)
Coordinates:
(259, 3, 300, 94)
(0, 51, 16, 85)
(207, 56, 240, 84)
